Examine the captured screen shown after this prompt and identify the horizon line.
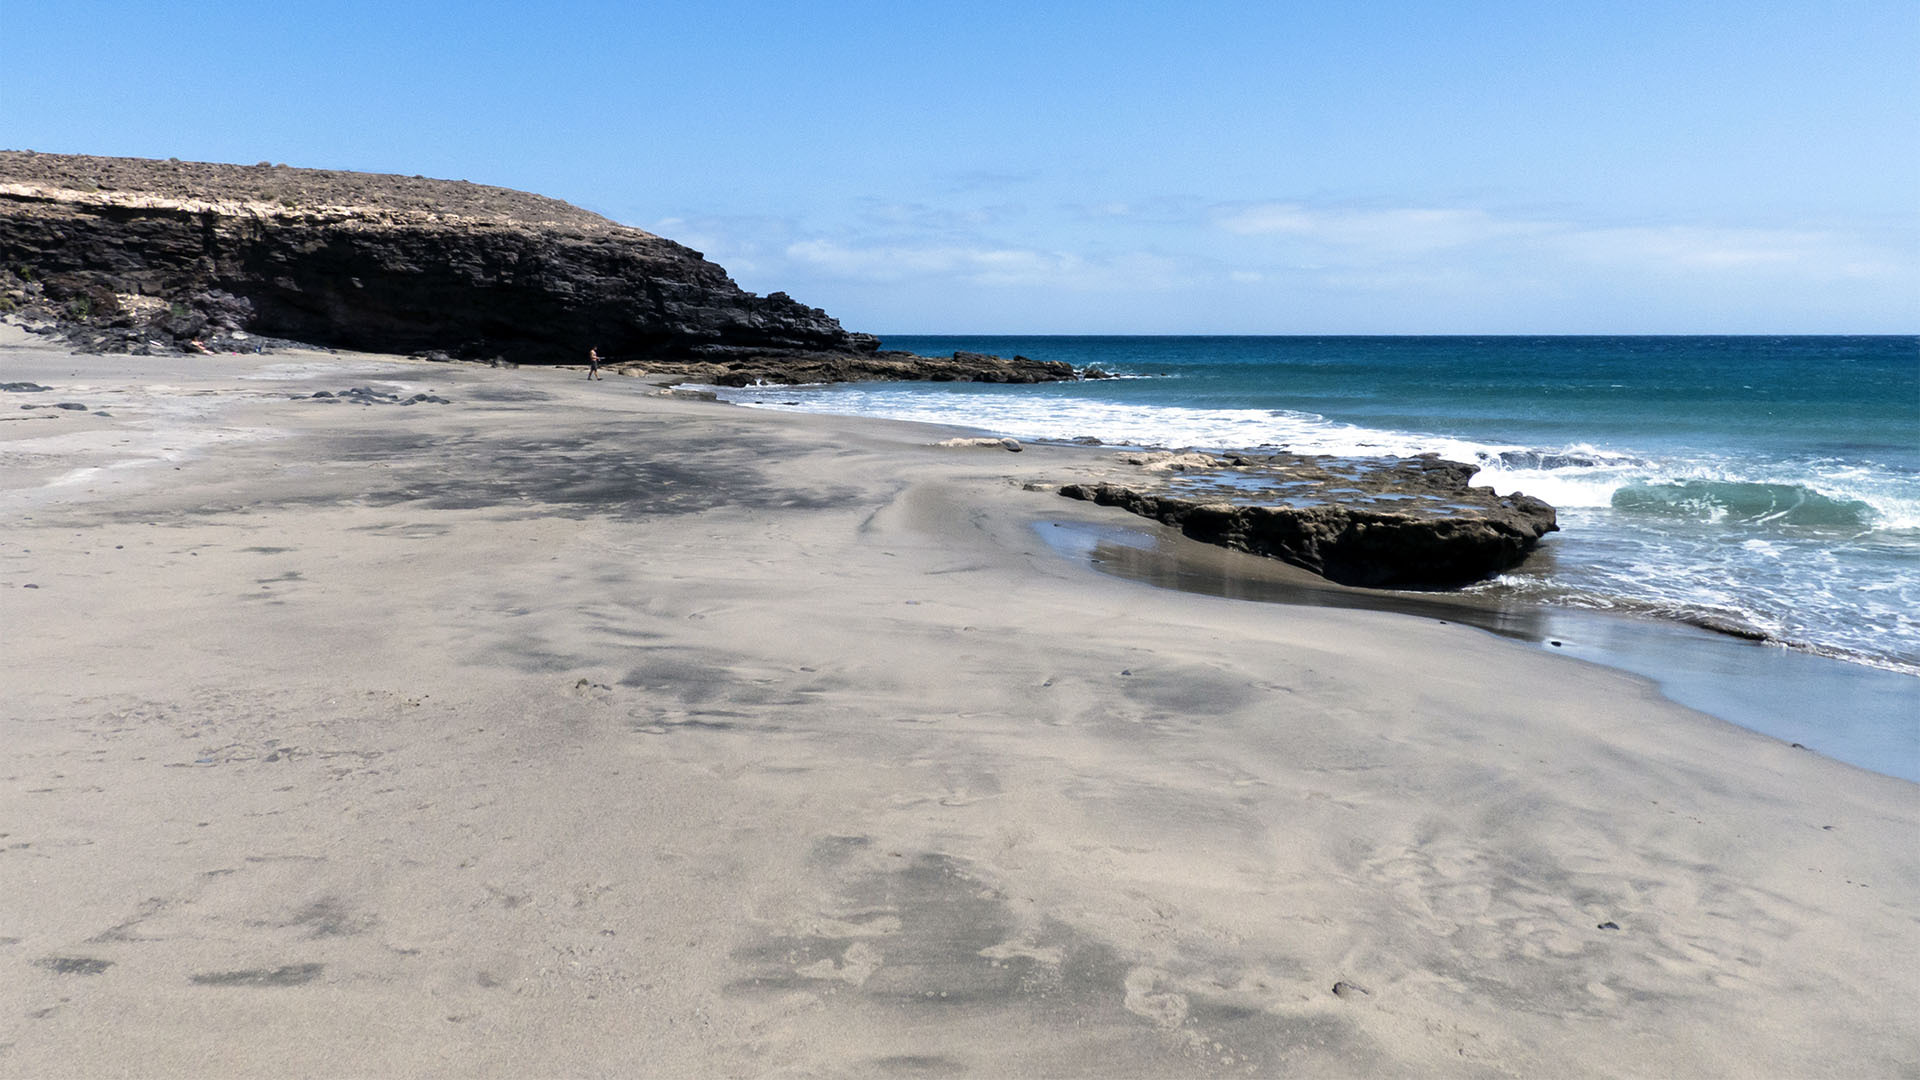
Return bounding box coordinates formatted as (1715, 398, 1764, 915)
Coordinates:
(868, 331, 1920, 338)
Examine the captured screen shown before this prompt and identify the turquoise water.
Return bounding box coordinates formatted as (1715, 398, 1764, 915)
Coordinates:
(713, 336, 1920, 675)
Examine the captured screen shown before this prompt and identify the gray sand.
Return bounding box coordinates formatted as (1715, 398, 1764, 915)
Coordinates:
(3, 334, 1915, 1077)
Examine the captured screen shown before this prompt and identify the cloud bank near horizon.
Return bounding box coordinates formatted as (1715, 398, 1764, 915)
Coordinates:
(653, 197, 1917, 335)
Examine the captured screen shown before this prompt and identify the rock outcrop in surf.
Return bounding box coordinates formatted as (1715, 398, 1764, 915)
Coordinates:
(1060, 451, 1558, 587)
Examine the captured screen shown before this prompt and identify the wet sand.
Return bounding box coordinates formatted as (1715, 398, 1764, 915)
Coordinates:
(1044, 520, 1920, 783)
(2, 335, 1916, 1077)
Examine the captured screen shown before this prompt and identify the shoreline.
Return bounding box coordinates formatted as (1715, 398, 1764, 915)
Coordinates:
(703, 378, 1920, 682)
(3, 335, 1916, 1076)
(1039, 518, 1920, 783)
(703, 333, 1920, 679)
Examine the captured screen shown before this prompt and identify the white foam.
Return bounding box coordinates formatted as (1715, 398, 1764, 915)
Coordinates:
(715, 383, 1526, 464)
(1469, 466, 1628, 507)
(718, 382, 1920, 531)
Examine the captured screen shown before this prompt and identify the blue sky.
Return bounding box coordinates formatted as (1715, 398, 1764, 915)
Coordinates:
(4, 1, 1916, 333)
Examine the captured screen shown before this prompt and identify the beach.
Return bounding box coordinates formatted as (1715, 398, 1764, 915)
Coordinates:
(3, 333, 1916, 1077)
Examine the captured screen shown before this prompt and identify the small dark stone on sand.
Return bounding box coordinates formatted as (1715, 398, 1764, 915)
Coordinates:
(22, 583, 38, 588)
(1597, 921, 1621, 931)
(1549, 640, 1563, 647)
(311, 390, 333, 398)
(53, 402, 87, 410)
(1791, 742, 1809, 750)
(1, 382, 52, 392)
(1331, 980, 1370, 998)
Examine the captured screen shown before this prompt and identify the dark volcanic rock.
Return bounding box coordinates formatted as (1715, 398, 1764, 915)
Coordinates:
(690, 349, 1074, 387)
(0, 152, 1071, 384)
(1060, 452, 1557, 588)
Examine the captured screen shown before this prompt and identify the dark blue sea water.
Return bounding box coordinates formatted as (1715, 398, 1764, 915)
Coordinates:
(713, 336, 1920, 677)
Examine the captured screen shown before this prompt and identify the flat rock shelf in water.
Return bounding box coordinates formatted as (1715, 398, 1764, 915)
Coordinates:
(1059, 451, 1558, 588)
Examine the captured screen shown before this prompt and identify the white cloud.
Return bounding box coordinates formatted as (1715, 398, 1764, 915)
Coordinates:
(1220, 204, 1551, 256)
(1551, 224, 1896, 276)
(851, 198, 1020, 231)
(643, 212, 798, 260)
(635, 196, 1914, 331)
(785, 240, 1029, 281)
(785, 239, 1189, 291)
(1216, 201, 1911, 283)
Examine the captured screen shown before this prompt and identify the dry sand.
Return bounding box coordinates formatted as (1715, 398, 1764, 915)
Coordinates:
(2, 332, 1915, 1078)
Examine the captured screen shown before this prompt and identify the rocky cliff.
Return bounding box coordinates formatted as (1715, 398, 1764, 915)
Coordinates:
(0, 151, 1071, 384)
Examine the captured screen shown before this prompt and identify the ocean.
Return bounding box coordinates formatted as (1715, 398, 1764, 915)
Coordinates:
(704, 336, 1920, 777)
(715, 336, 1919, 665)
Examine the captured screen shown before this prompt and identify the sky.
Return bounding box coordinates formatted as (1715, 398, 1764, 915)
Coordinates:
(3, 1, 1916, 334)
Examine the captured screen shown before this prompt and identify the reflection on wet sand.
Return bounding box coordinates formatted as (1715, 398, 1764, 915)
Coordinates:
(1043, 519, 1555, 642)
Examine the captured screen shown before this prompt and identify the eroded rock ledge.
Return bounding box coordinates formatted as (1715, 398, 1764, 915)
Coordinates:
(1060, 451, 1557, 588)
(0, 151, 1071, 384)
(635, 349, 1073, 387)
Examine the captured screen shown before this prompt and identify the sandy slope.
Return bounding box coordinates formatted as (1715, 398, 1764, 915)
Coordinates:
(2, 336, 1915, 1078)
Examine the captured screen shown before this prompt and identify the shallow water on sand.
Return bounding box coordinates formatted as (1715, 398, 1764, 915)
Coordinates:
(1040, 519, 1920, 783)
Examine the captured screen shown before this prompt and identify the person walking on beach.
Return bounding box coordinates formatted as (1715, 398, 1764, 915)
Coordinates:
(587, 346, 602, 380)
